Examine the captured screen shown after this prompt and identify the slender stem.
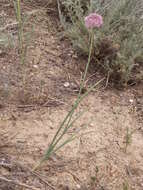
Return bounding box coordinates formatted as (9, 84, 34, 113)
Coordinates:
(33, 30, 97, 171)
(17, 0, 22, 50)
(51, 30, 94, 148)
(63, 30, 94, 128)
(33, 78, 104, 170)
(80, 30, 94, 91)
(15, 0, 24, 64)
(47, 110, 86, 153)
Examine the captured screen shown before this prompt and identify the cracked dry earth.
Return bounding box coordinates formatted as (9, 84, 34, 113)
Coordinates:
(0, 2, 143, 190)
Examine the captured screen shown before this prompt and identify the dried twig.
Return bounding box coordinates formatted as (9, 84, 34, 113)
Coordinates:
(104, 71, 110, 89)
(0, 175, 40, 190)
(31, 171, 56, 190)
(17, 104, 36, 108)
(9, 161, 56, 190)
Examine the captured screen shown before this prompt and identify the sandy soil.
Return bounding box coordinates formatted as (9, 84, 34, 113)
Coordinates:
(0, 2, 143, 190)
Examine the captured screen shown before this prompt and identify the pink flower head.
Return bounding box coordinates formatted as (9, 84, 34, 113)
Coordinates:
(85, 13, 103, 29)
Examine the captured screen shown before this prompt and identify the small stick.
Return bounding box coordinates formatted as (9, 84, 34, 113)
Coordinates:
(17, 104, 35, 108)
(9, 161, 56, 190)
(31, 171, 56, 190)
(104, 71, 110, 89)
(0, 176, 40, 190)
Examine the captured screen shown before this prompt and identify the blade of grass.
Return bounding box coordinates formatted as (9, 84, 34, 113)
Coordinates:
(57, 30, 94, 139)
(33, 77, 105, 171)
(48, 76, 104, 153)
(36, 126, 96, 169)
(46, 109, 87, 154)
(47, 32, 94, 150)
(49, 77, 104, 153)
(13, 0, 25, 64)
(54, 130, 95, 153)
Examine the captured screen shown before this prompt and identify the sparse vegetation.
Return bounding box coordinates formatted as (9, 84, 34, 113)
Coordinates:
(13, 0, 24, 63)
(13, 0, 34, 64)
(0, 1, 143, 190)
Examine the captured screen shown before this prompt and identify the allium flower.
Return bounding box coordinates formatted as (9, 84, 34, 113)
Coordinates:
(85, 13, 103, 29)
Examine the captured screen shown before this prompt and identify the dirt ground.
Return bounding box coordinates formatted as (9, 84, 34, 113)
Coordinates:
(0, 2, 143, 190)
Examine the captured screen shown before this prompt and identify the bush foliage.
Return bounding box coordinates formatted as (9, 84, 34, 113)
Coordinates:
(58, 0, 143, 86)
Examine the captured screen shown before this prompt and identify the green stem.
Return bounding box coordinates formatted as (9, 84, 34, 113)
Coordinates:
(80, 30, 94, 92)
(33, 30, 96, 171)
(62, 30, 94, 129)
(33, 77, 104, 171)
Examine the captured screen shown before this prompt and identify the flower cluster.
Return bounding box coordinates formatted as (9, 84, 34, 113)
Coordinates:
(85, 13, 103, 29)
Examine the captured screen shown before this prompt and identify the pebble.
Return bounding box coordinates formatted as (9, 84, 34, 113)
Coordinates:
(129, 99, 134, 103)
(64, 82, 70, 88)
(33, 65, 38, 69)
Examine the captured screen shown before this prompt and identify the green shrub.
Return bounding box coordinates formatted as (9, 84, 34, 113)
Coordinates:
(58, 0, 143, 86)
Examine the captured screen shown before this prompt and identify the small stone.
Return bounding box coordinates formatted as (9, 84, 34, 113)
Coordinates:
(129, 99, 134, 103)
(90, 123, 94, 127)
(72, 54, 78, 59)
(33, 64, 38, 68)
(76, 184, 81, 189)
(64, 82, 70, 88)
